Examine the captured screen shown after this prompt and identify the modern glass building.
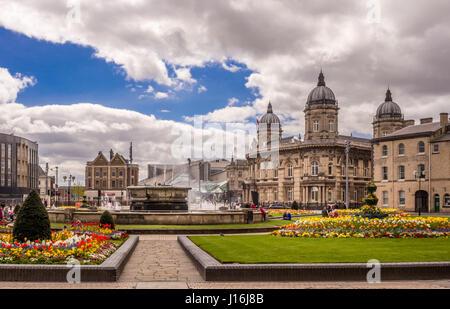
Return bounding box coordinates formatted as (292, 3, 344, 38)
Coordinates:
(0, 133, 39, 204)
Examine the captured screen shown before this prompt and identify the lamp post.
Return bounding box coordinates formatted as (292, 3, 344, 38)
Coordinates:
(345, 140, 350, 209)
(50, 166, 58, 207)
(63, 174, 75, 206)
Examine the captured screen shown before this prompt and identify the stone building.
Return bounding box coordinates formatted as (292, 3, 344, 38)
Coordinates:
(0, 133, 39, 205)
(243, 72, 373, 207)
(372, 105, 450, 213)
(84, 149, 139, 203)
(226, 159, 249, 203)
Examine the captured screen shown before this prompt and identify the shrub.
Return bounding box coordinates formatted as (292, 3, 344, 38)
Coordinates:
(13, 204, 21, 215)
(99, 210, 115, 229)
(13, 190, 52, 242)
(291, 201, 299, 210)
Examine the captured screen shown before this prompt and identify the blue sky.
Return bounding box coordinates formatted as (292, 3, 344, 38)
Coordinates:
(0, 26, 259, 123)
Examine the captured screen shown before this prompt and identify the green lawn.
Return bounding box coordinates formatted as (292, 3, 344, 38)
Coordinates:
(189, 235, 450, 264)
(51, 219, 290, 230)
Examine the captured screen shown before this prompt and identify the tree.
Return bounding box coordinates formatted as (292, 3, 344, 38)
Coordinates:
(291, 201, 299, 210)
(71, 183, 84, 201)
(13, 190, 52, 242)
(99, 210, 115, 229)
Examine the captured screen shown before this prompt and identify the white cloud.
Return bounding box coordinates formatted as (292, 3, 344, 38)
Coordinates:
(0, 1, 449, 141)
(0, 68, 36, 104)
(145, 85, 154, 93)
(197, 85, 207, 93)
(154, 92, 169, 99)
(227, 97, 239, 107)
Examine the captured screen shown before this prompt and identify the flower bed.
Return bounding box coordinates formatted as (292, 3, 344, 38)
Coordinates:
(267, 209, 314, 217)
(336, 208, 407, 217)
(271, 215, 450, 238)
(0, 223, 128, 265)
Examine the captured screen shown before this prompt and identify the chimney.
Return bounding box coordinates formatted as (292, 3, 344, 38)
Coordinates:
(420, 117, 433, 124)
(404, 119, 415, 127)
(109, 149, 114, 160)
(441, 113, 449, 134)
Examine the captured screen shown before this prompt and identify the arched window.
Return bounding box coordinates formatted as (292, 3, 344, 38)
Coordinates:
(382, 145, 388, 156)
(329, 120, 334, 132)
(313, 120, 319, 132)
(328, 163, 332, 175)
(287, 164, 293, 177)
(418, 141, 425, 153)
(311, 162, 319, 176)
(445, 194, 450, 207)
(398, 143, 405, 155)
(311, 187, 319, 202)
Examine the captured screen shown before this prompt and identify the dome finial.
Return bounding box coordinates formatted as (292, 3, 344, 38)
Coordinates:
(318, 70, 326, 86)
(267, 101, 273, 113)
(385, 87, 393, 102)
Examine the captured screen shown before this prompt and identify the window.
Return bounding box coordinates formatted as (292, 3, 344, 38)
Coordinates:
(287, 188, 293, 201)
(445, 194, 450, 207)
(111, 180, 116, 188)
(399, 191, 405, 206)
(274, 189, 278, 202)
(119, 169, 123, 177)
(311, 162, 318, 176)
(238, 171, 243, 177)
(382, 145, 388, 156)
(433, 144, 439, 153)
(417, 164, 425, 178)
(112, 168, 116, 177)
(353, 167, 357, 177)
(328, 163, 332, 175)
(354, 190, 358, 202)
(398, 165, 405, 180)
(329, 121, 334, 132)
(311, 187, 318, 202)
(95, 168, 100, 176)
(103, 168, 107, 177)
(398, 143, 405, 155)
(274, 168, 278, 178)
(287, 164, 293, 177)
(382, 166, 388, 180)
(418, 141, 425, 153)
(382, 191, 388, 206)
(119, 180, 123, 188)
(102, 180, 107, 188)
(313, 120, 319, 132)
(328, 190, 333, 202)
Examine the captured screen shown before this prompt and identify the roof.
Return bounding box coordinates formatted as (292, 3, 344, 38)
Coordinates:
(386, 122, 441, 138)
(306, 71, 336, 106)
(375, 89, 403, 119)
(260, 102, 280, 124)
(431, 132, 450, 143)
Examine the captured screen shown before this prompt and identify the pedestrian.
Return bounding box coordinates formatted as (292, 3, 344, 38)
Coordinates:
(260, 206, 267, 221)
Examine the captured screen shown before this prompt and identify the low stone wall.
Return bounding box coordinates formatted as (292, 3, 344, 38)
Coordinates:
(178, 236, 450, 281)
(0, 236, 138, 282)
(48, 210, 264, 225)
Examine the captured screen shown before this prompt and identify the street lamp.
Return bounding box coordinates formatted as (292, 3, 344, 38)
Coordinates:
(345, 140, 350, 209)
(63, 174, 76, 206)
(50, 166, 58, 207)
(414, 169, 425, 216)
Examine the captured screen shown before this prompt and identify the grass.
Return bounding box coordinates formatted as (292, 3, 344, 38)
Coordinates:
(50, 219, 290, 230)
(189, 235, 450, 264)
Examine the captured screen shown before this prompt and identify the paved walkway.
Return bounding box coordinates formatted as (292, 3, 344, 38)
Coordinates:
(0, 234, 448, 289)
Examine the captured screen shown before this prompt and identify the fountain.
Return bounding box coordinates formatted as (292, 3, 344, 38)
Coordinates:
(128, 185, 190, 211)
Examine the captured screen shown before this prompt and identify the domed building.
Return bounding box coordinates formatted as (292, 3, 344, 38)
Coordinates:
(244, 71, 373, 208)
(372, 88, 408, 138)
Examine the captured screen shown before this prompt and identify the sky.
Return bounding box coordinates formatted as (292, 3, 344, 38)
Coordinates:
(0, 0, 449, 184)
